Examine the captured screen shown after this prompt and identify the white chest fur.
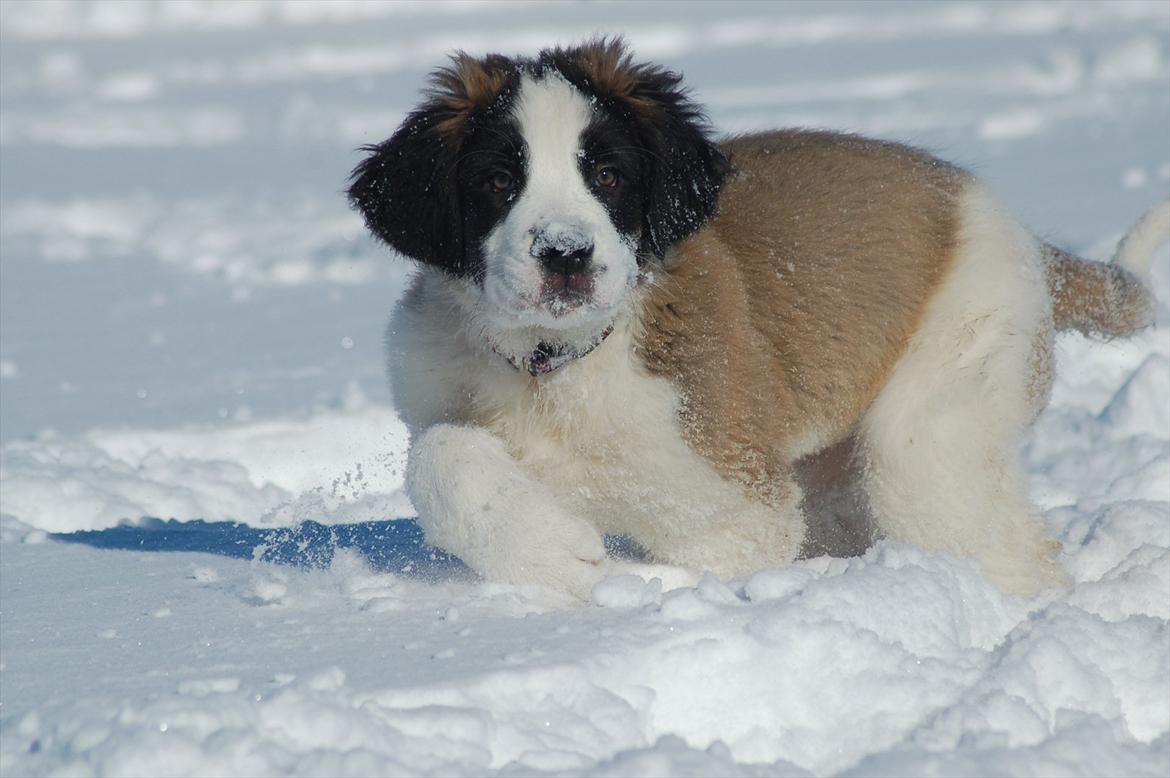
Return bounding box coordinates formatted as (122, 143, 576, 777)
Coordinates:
(470, 313, 705, 537)
(389, 271, 797, 570)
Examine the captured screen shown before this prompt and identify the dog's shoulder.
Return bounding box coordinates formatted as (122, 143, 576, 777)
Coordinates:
(719, 129, 962, 177)
(637, 129, 975, 464)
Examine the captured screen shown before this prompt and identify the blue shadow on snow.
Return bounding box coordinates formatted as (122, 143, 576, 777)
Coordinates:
(52, 518, 470, 579)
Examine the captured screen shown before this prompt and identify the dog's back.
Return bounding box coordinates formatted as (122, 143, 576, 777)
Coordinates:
(642, 130, 1158, 468)
(641, 130, 968, 468)
(640, 130, 1162, 591)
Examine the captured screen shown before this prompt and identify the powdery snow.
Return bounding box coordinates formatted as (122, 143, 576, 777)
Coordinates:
(1, 1, 1168, 776)
(0, 384, 412, 534)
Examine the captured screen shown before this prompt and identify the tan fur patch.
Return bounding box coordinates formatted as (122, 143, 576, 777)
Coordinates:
(1043, 244, 1155, 338)
(554, 37, 682, 118)
(638, 130, 966, 507)
(568, 38, 639, 98)
(430, 53, 514, 141)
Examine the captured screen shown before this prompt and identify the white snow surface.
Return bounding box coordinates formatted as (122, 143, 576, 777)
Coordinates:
(1, 2, 1168, 776)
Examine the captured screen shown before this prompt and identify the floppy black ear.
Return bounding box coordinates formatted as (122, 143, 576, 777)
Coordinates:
(629, 68, 730, 258)
(347, 53, 516, 272)
(547, 38, 730, 258)
(347, 108, 464, 271)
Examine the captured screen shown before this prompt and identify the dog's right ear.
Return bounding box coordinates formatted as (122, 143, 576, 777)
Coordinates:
(347, 53, 515, 273)
(347, 109, 461, 269)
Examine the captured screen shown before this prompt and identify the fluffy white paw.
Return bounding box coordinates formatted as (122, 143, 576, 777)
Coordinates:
(979, 536, 1070, 596)
(472, 510, 608, 600)
(406, 423, 608, 600)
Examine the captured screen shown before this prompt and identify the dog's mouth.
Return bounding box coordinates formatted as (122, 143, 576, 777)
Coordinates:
(540, 271, 595, 316)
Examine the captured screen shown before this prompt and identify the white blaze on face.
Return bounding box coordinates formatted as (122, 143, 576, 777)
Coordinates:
(480, 73, 638, 334)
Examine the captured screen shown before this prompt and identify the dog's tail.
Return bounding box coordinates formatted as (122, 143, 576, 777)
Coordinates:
(1044, 201, 1168, 338)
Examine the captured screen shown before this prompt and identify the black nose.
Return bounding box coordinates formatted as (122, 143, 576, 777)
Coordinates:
(532, 234, 594, 275)
(539, 245, 593, 275)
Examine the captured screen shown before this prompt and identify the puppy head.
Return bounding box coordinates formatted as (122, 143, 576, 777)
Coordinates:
(349, 38, 728, 348)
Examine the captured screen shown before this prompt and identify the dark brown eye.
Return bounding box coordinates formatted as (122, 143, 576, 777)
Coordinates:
(489, 171, 514, 193)
(594, 166, 619, 188)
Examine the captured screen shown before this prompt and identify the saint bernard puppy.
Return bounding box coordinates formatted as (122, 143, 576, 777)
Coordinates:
(349, 39, 1165, 599)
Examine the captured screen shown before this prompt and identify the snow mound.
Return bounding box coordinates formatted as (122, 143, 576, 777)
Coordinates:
(0, 387, 412, 534)
(2, 517, 1167, 776)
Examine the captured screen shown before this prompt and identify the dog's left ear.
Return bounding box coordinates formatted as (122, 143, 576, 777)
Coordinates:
(555, 38, 731, 258)
(626, 67, 731, 258)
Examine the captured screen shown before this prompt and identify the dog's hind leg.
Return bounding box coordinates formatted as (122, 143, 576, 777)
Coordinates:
(859, 183, 1065, 595)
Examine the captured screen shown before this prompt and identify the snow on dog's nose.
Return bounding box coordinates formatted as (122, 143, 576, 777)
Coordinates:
(531, 223, 596, 308)
(531, 223, 594, 276)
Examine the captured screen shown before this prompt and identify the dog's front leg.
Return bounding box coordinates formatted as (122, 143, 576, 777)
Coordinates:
(406, 424, 608, 598)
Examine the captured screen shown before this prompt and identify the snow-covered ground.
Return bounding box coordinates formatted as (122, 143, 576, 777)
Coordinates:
(1, 1, 1168, 775)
